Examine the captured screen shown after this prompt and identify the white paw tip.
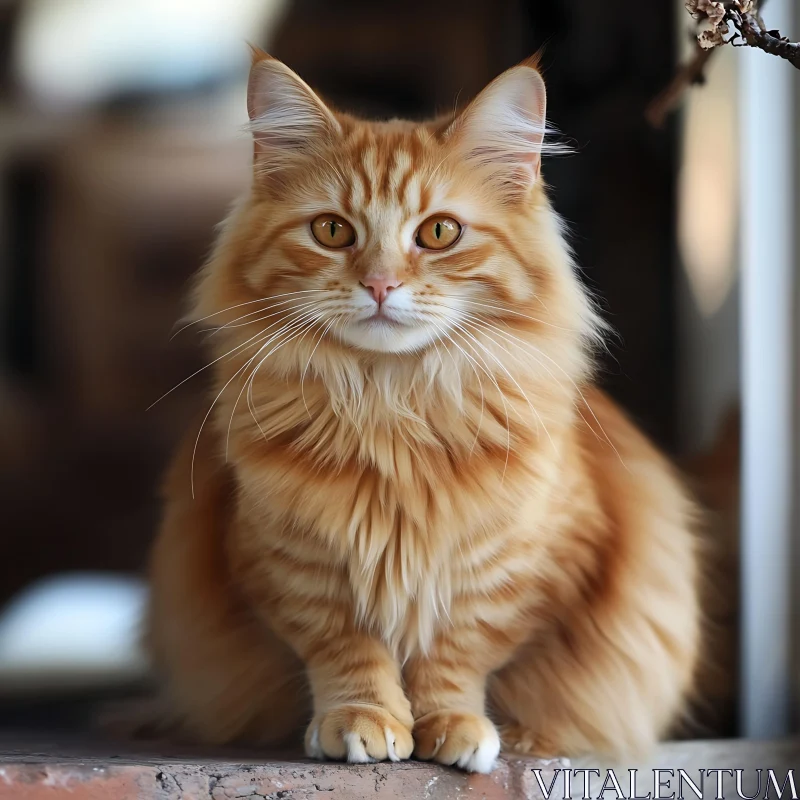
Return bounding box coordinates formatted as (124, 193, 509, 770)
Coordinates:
(306, 727, 324, 760)
(458, 729, 501, 774)
(384, 727, 399, 762)
(343, 731, 375, 764)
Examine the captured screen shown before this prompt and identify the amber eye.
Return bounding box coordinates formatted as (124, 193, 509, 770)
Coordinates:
(311, 214, 356, 248)
(416, 216, 462, 250)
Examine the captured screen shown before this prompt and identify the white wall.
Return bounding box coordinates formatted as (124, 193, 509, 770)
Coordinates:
(737, 0, 798, 738)
(675, 0, 799, 736)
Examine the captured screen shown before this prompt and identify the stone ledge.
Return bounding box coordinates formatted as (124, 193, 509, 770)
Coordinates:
(0, 737, 565, 799)
(2, 736, 799, 799)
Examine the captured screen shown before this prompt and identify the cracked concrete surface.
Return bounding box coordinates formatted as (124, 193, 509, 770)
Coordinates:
(0, 735, 565, 799)
(2, 734, 798, 799)
(0, 758, 562, 799)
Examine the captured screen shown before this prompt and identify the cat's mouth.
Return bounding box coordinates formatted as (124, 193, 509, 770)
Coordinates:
(357, 311, 406, 328)
(339, 309, 435, 353)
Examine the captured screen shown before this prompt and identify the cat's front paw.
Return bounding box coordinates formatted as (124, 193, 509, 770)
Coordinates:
(413, 710, 500, 773)
(305, 703, 414, 764)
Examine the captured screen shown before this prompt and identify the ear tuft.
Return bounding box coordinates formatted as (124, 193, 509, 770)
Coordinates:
(448, 62, 552, 200)
(518, 50, 544, 73)
(247, 43, 271, 67)
(246, 56, 340, 178)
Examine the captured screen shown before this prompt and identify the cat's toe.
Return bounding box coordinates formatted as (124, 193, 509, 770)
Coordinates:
(306, 703, 414, 764)
(413, 710, 500, 773)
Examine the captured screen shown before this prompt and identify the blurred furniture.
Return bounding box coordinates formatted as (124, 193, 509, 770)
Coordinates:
(0, 90, 251, 605)
(44, 104, 250, 431)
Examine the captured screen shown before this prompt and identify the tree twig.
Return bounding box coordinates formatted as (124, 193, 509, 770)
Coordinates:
(647, 0, 798, 127)
(646, 45, 715, 129)
(729, 6, 800, 68)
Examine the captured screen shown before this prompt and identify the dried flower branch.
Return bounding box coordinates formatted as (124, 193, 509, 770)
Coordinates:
(725, 4, 800, 67)
(647, 0, 799, 127)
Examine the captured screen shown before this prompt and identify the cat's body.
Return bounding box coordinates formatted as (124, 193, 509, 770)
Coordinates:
(147, 52, 700, 772)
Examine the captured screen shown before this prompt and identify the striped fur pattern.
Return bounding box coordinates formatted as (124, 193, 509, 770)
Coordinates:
(146, 52, 700, 772)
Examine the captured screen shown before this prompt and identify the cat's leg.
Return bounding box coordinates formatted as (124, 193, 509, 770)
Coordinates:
(229, 521, 414, 763)
(404, 628, 514, 773)
(300, 633, 415, 763)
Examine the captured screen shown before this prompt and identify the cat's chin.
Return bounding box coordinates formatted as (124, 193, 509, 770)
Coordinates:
(337, 318, 437, 354)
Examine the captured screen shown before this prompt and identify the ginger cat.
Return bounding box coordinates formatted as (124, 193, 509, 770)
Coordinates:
(146, 51, 700, 772)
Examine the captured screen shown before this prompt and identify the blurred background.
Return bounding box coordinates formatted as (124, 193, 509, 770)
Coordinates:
(0, 0, 796, 746)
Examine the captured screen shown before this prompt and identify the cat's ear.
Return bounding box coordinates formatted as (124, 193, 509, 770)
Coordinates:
(246, 49, 340, 174)
(446, 58, 548, 199)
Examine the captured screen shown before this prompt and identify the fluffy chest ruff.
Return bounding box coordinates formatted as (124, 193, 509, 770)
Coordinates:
(225, 356, 570, 659)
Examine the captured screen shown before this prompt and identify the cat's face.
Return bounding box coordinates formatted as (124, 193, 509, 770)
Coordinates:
(228, 53, 565, 356)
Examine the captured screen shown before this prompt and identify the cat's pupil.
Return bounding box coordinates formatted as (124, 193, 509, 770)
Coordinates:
(329, 221, 338, 239)
(434, 222, 442, 239)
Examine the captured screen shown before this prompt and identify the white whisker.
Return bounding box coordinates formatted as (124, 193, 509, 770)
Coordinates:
(150, 320, 290, 410)
(452, 320, 557, 456)
(439, 296, 579, 333)
(190, 345, 269, 498)
(301, 315, 340, 419)
(245, 312, 324, 443)
(457, 311, 626, 469)
(171, 289, 327, 338)
(429, 321, 484, 455)
(427, 334, 446, 389)
(190, 305, 326, 494)
(437, 324, 511, 477)
(210, 296, 327, 333)
(223, 307, 325, 458)
(452, 329, 512, 479)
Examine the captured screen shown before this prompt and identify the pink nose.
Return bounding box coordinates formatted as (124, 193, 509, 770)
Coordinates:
(360, 276, 402, 305)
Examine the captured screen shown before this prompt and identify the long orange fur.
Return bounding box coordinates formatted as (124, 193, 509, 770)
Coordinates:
(146, 51, 700, 772)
